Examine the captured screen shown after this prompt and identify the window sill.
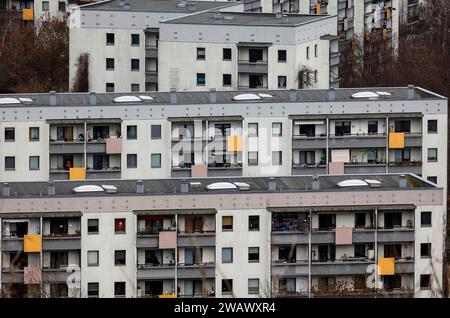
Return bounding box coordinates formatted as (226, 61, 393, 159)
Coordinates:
(222, 229, 233, 232)
(29, 139, 40, 142)
(87, 232, 99, 235)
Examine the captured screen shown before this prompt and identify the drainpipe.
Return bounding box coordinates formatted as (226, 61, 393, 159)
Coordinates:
(374, 208, 379, 291)
(308, 209, 312, 298)
(326, 118, 330, 174)
(84, 122, 87, 169)
(175, 214, 178, 296)
(385, 116, 389, 173)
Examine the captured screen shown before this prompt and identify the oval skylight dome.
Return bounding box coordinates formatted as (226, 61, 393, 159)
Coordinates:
(139, 95, 153, 101)
(258, 93, 273, 98)
(72, 185, 104, 193)
(18, 97, 33, 103)
(232, 93, 261, 101)
(206, 182, 238, 190)
(0, 97, 21, 104)
(337, 180, 369, 187)
(375, 91, 392, 96)
(351, 92, 380, 99)
(113, 96, 142, 103)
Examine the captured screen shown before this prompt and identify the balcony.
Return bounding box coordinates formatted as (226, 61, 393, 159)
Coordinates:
(177, 263, 215, 279)
(272, 231, 309, 245)
(145, 71, 158, 83)
(1, 237, 24, 251)
(292, 136, 326, 149)
(42, 235, 81, 251)
(237, 60, 268, 74)
(42, 268, 72, 283)
(136, 234, 159, 248)
(1, 269, 24, 283)
(377, 227, 415, 242)
(49, 168, 121, 180)
(404, 134, 422, 147)
(272, 260, 309, 277)
(329, 134, 387, 148)
(394, 259, 414, 273)
(145, 46, 158, 58)
(388, 161, 422, 174)
(137, 265, 176, 280)
(207, 164, 243, 177)
(344, 162, 387, 174)
(292, 164, 327, 175)
(49, 141, 106, 154)
(177, 233, 215, 247)
(311, 259, 374, 275)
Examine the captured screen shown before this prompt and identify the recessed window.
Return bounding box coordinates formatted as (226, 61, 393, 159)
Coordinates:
(29, 156, 40, 170)
(368, 121, 378, 134)
(87, 282, 99, 298)
(115, 218, 126, 234)
(272, 151, 282, 165)
(131, 59, 140, 71)
(151, 153, 161, 168)
(248, 151, 258, 166)
(421, 212, 431, 227)
(249, 215, 260, 231)
(335, 121, 351, 136)
(277, 76, 287, 88)
(29, 127, 39, 141)
(127, 125, 137, 139)
(427, 176, 437, 184)
(248, 247, 260, 263)
(131, 34, 140, 46)
(278, 50, 286, 62)
(151, 125, 161, 139)
(272, 122, 282, 137)
(427, 148, 437, 162)
(420, 243, 431, 258)
(197, 47, 205, 60)
(222, 279, 233, 294)
(87, 251, 99, 266)
(248, 279, 259, 295)
(314, 70, 318, 83)
(222, 247, 233, 263)
(223, 48, 232, 60)
(42, 1, 49, 11)
(127, 154, 137, 168)
(5, 127, 15, 141)
(106, 33, 115, 45)
(248, 123, 258, 137)
(114, 250, 126, 266)
(131, 84, 140, 92)
(427, 120, 437, 133)
(87, 219, 99, 234)
(106, 83, 115, 92)
(58, 1, 66, 12)
(106, 58, 114, 70)
(306, 46, 310, 59)
(5, 156, 15, 170)
(223, 74, 232, 86)
(394, 120, 411, 133)
(314, 44, 318, 57)
(114, 282, 126, 298)
(222, 216, 233, 231)
(196, 73, 206, 86)
(420, 274, 431, 290)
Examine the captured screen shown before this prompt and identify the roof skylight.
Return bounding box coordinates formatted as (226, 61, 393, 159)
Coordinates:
(232, 93, 261, 101)
(337, 180, 369, 187)
(351, 92, 380, 99)
(206, 182, 238, 190)
(0, 97, 21, 105)
(72, 185, 104, 193)
(113, 96, 142, 103)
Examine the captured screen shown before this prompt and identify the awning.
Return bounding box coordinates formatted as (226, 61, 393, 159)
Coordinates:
(294, 120, 325, 125)
(168, 116, 243, 122)
(0, 211, 82, 218)
(46, 118, 122, 124)
(134, 209, 216, 216)
(268, 205, 416, 213)
(237, 42, 272, 47)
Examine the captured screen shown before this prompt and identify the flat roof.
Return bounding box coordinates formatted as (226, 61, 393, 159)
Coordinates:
(0, 174, 436, 199)
(80, 0, 239, 13)
(0, 87, 445, 108)
(163, 12, 331, 26)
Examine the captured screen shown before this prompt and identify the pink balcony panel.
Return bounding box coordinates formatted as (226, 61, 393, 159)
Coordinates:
(159, 231, 177, 249)
(106, 137, 122, 154)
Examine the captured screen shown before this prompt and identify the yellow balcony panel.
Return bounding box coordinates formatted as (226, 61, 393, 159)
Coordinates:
(24, 234, 42, 253)
(378, 257, 395, 276)
(159, 294, 177, 298)
(389, 132, 404, 149)
(227, 135, 242, 152)
(69, 167, 86, 180)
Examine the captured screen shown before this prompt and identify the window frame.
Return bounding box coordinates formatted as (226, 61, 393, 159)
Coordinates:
(131, 58, 140, 71)
(114, 250, 126, 266)
(222, 216, 233, 231)
(248, 151, 258, 166)
(131, 34, 140, 46)
(151, 153, 162, 168)
(249, 215, 260, 231)
(196, 73, 206, 86)
(427, 148, 438, 162)
(420, 212, 432, 227)
(87, 250, 99, 267)
(427, 119, 437, 134)
(278, 50, 287, 62)
(151, 125, 161, 139)
(272, 151, 282, 165)
(29, 127, 40, 141)
(223, 48, 232, 61)
(272, 122, 282, 137)
(5, 127, 15, 142)
(87, 219, 99, 234)
(248, 247, 260, 263)
(29, 156, 40, 171)
(114, 218, 126, 234)
(222, 247, 233, 264)
(5, 156, 15, 171)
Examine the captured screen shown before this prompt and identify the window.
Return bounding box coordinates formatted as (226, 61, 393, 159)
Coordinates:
(87, 283, 99, 298)
(272, 122, 282, 136)
(29, 127, 39, 141)
(278, 50, 286, 62)
(29, 156, 39, 170)
(394, 149, 411, 162)
(272, 151, 282, 165)
(394, 120, 410, 133)
(277, 75, 287, 88)
(248, 279, 259, 295)
(421, 212, 431, 227)
(87, 251, 99, 266)
(131, 59, 140, 71)
(248, 247, 260, 262)
(368, 121, 378, 134)
(114, 250, 126, 266)
(115, 218, 126, 234)
(106, 58, 114, 70)
(223, 74, 232, 86)
(248, 151, 258, 166)
(249, 215, 260, 231)
(106, 33, 115, 45)
(279, 278, 296, 293)
(127, 125, 137, 139)
(427, 176, 437, 184)
(87, 219, 99, 234)
(306, 46, 310, 59)
(131, 34, 140, 46)
(314, 70, 318, 83)
(151, 154, 161, 168)
(151, 125, 161, 139)
(5, 127, 14, 141)
(196, 73, 206, 86)
(248, 49, 263, 62)
(427, 148, 437, 162)
(106, 83, 115, 92)
(299, 151, 315, 165)
(42, 1, 49, 11)
(114, 282, 126, 297)
(222, 216, 233, 231)
(197, 47, 205, 60)
(223, 48, 232, 60)
(335, 121, 351, 136)
(427, 120, 437, 133)
(222, 279, 233, 294)
(131, 84, 140, 92)
(58, 1, 66, 12)
(5, 156, 15, 170)
(222, 247, 233, 263)
(354, 244, 366, 258)
(420, 274, 431, 290)
(314, 44, 318, 57)
(248, 123, 258, 137)
(420, 243, 431, 258)
(355, 213, 366, 228)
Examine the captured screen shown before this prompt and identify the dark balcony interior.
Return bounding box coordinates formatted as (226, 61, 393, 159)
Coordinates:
(272, 213, 310, 232)
(2, 221, 28, 238)
(137, 216, 175, 235)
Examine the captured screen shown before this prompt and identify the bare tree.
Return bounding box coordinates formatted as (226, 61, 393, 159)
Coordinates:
(71, 53, 90, 92)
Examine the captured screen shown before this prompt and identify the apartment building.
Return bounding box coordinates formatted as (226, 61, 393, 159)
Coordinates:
(68, 0, 245, 93)
(0, 174, 445, 297)
(0, 86, 446, 190)
(158, 12, 337, 91)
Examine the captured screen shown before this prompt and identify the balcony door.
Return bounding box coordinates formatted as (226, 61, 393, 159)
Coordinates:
(93, 154, 109, 170)
(248, 49, 263, 62)
(57, 126, 73, 142)
(248, 74, 264, 89)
